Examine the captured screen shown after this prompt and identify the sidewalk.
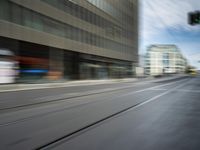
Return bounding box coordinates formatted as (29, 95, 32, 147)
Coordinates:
(0, 78, 140, 92)
(0, 74, 188, 93)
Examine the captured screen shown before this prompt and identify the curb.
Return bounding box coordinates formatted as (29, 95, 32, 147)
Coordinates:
(0, 75, 188, 93)
(0, 78, 139, 93)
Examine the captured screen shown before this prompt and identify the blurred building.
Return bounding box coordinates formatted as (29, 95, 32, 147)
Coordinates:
(0, 0, 138, 82)
(145, 45, 187, 76)
(138, 54, 146, 69)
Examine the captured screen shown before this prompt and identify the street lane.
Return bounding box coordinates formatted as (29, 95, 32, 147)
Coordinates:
(0, 76, 187, 110)
(43, 76, 200, 150)
(0, 76, 193, 149)
(0, 80, 152, 110)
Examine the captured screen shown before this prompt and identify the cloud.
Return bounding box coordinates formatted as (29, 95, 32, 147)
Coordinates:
(140, 0, 200, 40)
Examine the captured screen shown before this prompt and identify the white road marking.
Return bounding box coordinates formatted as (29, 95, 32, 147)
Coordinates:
(174, 89, 200, 93)
(123, 79, 188, 97)
(7, 80, 183, 106)
(150, 89, 167, 91)
(124, 78, 190, 111)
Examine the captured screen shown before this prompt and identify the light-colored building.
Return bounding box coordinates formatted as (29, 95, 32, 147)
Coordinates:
(145, 45, 187, 76)
(0, 0, 138, 82)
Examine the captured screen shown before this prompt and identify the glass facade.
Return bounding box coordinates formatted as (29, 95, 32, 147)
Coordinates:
(163, 53, 169, 67)
(0, 0, 138, 82)
(41, 0, 135, 40)
(0, 0, 133, 53)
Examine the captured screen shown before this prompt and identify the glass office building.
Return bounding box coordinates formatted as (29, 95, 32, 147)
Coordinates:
(0, 0, 138, 82)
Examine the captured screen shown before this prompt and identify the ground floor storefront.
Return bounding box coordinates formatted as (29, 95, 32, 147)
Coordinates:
(0, 36, 135, 83)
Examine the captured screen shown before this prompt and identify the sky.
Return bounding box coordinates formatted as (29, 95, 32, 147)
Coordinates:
(140, 0, 200, 69)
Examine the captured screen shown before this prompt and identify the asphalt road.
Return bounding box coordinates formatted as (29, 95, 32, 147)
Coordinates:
(0, 76, 186, 110)
(0, 75, 199, 150)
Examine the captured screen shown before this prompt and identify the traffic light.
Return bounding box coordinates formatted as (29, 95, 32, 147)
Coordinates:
(188, 11, 200, 25)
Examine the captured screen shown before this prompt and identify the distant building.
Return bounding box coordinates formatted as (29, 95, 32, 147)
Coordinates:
(145, 45, 187, 76)
(0, 0, 138, 82)
(138, 54, 145, 68)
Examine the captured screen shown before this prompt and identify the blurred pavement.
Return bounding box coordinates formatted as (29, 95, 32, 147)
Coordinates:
(0, 74, 187, 93)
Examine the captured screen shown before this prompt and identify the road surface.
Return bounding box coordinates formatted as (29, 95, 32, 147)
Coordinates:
(0, 76, 200, 150)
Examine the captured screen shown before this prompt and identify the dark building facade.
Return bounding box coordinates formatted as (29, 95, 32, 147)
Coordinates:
(0, 0, 138, 82)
